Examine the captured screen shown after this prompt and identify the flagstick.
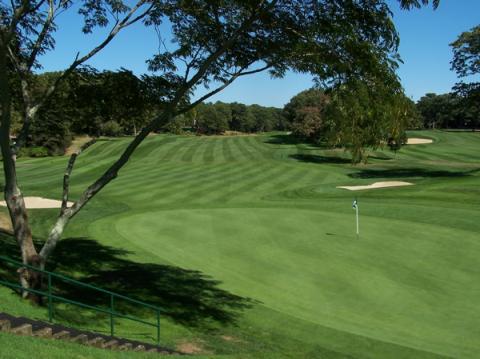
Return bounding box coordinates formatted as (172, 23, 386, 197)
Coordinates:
(356, 203, 359, 239)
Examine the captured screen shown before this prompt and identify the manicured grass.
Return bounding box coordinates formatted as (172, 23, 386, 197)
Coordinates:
(1, 130, 480, 358)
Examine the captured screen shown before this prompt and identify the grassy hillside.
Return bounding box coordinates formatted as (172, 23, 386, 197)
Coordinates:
(1, 130, 479, 358)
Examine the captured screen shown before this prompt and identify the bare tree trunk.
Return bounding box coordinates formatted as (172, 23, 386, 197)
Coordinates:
(0, 41, 42, 302)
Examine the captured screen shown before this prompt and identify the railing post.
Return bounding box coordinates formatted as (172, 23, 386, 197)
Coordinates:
(48, 273, 53, 322)
(156, 309, 160, 346)
(110, 294, 114, 337)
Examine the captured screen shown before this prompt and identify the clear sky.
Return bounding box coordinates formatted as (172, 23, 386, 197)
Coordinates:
(39, 0, 480, 108)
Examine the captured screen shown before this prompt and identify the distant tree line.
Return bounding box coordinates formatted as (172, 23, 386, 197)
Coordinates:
(170, 102, 286, 135)
(10, 68, 286, 156)
(12, 67, 416, 163)
(20, 66, 474, 163)
(416, 91, 479, 130)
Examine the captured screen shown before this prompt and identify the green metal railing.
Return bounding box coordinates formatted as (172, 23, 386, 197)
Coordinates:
(0, 255, 161, 345)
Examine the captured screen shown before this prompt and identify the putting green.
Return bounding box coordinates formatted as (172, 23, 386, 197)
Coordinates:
(88, 206, 480, 357)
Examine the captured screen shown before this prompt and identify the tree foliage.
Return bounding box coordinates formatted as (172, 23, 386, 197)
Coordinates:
(284, 72, 417, 162)
(323, 75, 414, 162)
(451, 25, 480, 78)
(416, 92, 479, 130)
(449, 24, 480, 130)
(187, 101, 284, 135)
(283, 89, 330, 140)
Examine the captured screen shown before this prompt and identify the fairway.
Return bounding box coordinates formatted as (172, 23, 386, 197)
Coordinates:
(4, 130, 480, 358)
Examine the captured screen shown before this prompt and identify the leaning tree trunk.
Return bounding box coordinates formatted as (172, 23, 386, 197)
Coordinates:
(0, 41, 42, 303)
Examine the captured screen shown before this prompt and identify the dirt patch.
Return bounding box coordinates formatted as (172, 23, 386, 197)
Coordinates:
(337, 181, 414, 191)
(0, 197, 73, 209)
(65, 135, 93, 155)
(176, 341, 208, 354)
(221, 335, 243, 342)
(407, 138, 433, 145)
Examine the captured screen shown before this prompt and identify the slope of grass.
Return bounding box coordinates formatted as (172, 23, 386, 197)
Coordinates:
(1, 130, 479, 358)
(0, 331, 188, 359)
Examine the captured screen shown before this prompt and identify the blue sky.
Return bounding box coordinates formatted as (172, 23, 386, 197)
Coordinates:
(39, 0, 480, 107)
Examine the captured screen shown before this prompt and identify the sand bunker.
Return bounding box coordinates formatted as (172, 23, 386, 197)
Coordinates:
(407, 138, 433, 144)
(337, 181, 414, 191)
(0, 197, 73, 209)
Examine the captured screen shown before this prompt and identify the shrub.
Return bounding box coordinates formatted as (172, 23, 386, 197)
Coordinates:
(101, 120, 123, 137)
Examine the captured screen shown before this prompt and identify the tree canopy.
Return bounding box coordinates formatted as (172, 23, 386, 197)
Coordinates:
(416, 92, 479, 130)
(451, 25, 480, 78)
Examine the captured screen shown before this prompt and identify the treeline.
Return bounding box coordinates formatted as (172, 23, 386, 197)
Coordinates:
(416, 88, 480, 130)
(169, 102, 285, 135)
(14, 68, 450, 163)
(11, 68, 285, 156)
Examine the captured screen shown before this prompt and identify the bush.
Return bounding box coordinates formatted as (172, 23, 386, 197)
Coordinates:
(29, 146, 50, 157)
(27, 114, 72, 155)
(18, 146, 49, 158)
(164, 115, 186, 135)
(100, 120, 123, 137)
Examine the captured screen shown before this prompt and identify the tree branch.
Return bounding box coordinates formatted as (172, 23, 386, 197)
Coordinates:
(40, 0, 148, 101)
(26, 0, 56, 70)
(60, 139, 97, 215)
(173, 0, 272, 103)
(9, 1, 47, 34)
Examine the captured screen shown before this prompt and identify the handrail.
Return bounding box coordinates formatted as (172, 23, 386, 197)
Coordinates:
(0, 255, 161, 345)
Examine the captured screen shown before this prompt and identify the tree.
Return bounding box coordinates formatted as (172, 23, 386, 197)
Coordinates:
(283, 88, 330, 140)
(451, 25, 480, 78)
(229, 103, 256, 132)
(0, 0, 439, 297)
(323, 72, 415, 162)
(195, 103, 228, 134)
(249, 104, 277, 132)
(416, 91, 479, 130)
(451, 24, 480, 130)
(416, 93, 458, 129)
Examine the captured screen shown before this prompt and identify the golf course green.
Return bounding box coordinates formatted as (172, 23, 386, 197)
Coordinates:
(1, 130, 479, 358)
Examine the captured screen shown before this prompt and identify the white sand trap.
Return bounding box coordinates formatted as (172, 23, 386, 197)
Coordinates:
(337, 181, 414, 191)
(0, 197, 73, 209)
(407, 138, 433, 144)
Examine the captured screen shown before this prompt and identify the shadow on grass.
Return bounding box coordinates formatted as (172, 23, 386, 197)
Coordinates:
(290, 154, 351, 164)
(264, 133, 302, 145)
(349, 168, 476, 179)
(0, 233, 254, 328)
(264, 133, 330, 148)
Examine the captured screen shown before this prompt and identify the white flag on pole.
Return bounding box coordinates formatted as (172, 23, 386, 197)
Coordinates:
(352, 199, 358, 209)
(353, 198, 359, 238)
